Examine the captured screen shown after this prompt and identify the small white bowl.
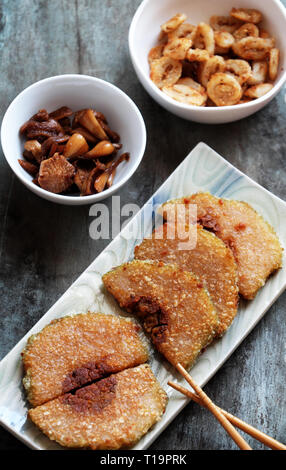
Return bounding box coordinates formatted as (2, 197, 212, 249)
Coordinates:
(129, 0, 286, 124)
(1, 74, 146, 205)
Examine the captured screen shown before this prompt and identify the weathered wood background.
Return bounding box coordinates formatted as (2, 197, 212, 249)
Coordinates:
(0, 0, 286, 450)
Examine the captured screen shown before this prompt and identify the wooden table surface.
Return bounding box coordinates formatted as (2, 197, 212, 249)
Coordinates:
(1, 0, 286, 451)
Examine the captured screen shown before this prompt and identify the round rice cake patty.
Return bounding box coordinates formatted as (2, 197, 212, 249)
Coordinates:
(160, 193, 283, 300)
(134, 223, 238, 336)
(102, 260, 218, 369)
(28, 364, 167, 450)
(22, 313, 148, 407)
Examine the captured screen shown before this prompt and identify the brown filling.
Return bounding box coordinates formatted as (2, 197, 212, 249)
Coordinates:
(198, 213, 221, 232)
(62, 359, 115, 394)
(61, 375, 117, 414)
(127, 296, 168, 346)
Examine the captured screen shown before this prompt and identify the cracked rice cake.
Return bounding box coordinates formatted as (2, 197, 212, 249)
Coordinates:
(22, 312, 148, 406)
(28, 364, 167, 450)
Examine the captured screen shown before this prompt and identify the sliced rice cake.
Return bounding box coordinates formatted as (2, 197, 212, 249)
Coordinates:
(160, 192, 283, 299)
(28, 364, 167, 450)
(103, 260, 218, 369)
(135, 223, 238, 336)
(22, 313, 148, 406)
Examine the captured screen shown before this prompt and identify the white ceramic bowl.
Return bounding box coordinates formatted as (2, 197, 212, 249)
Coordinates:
(1, 74, 146, 205)
(129, 0, 286, 124)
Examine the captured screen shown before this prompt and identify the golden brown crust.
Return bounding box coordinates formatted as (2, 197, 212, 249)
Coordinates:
(103, 260, 218, 369)
(28, 364, 168, 450)
(134, 223, 238, 336)
(160, 193, 283, 299)
(22, 313, 148, 406)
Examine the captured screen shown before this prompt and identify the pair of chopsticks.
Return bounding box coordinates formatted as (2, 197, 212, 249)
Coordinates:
(168, 363, 286, 450)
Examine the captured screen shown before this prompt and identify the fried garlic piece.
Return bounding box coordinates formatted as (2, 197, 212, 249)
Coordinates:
(177, 77, 206, 95)
(247, 61, 268, 85)
(232, 37, 274, 60)
(198, 56, 225, 88)
(186, 48, 210, 62)
(214, 31, 234, 49)
(233, 23, 259, 41)
(148, 45, 164, 64)
(194, 23, 215, 54)
(207, 72, 242, 106)
(163, 38, 192, 60)
(163, 83, 207, 106)
(161, 13, 187, 33)
(225, 59, 251, 85)
(244, 83, 274, 99)
(168, 23, 196, 41)
(210, 15, 241, 33)
(230, 8, 262, 24)
(269, 48, 280, 81)
(150, 56, 182, 88)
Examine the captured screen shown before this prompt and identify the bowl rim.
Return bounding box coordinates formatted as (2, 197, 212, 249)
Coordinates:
(128, 0, 286, 113)
(1, 73, 147, 204)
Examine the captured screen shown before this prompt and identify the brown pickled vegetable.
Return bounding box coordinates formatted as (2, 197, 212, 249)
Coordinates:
(18, 106, 130, 196)
(84, 141, 115, 159)
(63, 133, 89, 158)
(18, 159, 39, 176)
(38, 154, 76, 194)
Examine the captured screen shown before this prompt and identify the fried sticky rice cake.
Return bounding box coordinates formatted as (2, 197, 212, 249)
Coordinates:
(160, 193, 283, 300)
(28, 364, 167, 450)
(134, 223, 238, 336)
(22, 313, 148, 407)
(102, 260, 218, 369)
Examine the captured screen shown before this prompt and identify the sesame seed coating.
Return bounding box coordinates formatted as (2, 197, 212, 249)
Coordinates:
(160, 192, 283, 299)
(135, 223, 239, 336)
(28, 364, 167, 450)
(102, 260, 218, 369)
(22, 313, 148, 406)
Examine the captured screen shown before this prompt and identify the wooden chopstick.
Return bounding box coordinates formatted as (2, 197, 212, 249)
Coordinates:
(168, 380, 286, 451)
(176, 363, 252, 450)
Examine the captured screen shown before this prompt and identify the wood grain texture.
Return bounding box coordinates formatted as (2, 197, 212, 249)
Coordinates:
(0, 0, 286, 451)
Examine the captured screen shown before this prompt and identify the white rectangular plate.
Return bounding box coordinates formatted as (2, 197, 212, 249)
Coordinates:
(1, 142, 286, 450)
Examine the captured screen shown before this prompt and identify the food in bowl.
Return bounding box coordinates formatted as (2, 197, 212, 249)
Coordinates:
(148, 8, 280, 107)
(18, 107, 130, 196)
